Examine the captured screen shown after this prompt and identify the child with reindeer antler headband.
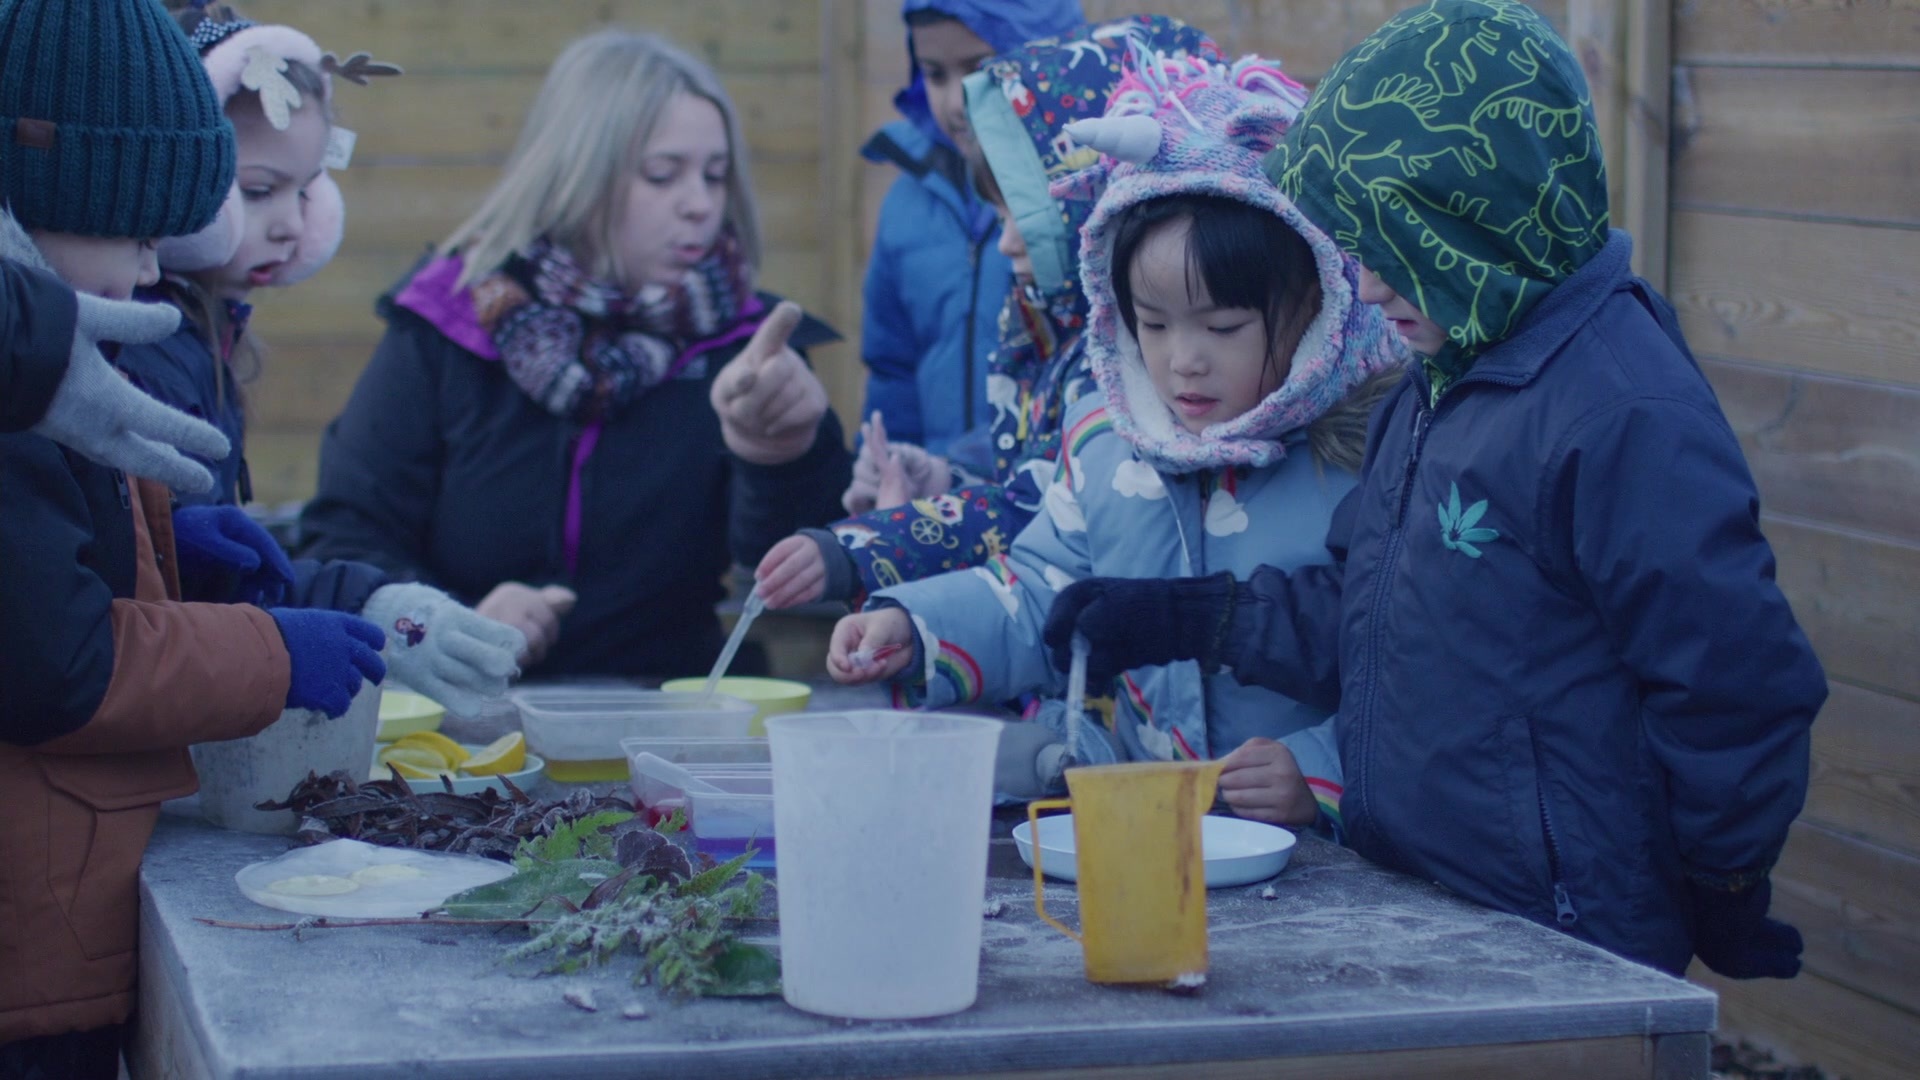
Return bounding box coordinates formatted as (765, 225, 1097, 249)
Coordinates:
(114, 3, 529, 719)
(829, 40, 1407, 815)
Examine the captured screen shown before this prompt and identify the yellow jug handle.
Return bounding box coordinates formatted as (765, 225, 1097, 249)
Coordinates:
(1028, 797, 1079, 943)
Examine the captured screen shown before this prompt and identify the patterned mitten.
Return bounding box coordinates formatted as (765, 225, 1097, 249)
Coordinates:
(359, 583, 524, 717)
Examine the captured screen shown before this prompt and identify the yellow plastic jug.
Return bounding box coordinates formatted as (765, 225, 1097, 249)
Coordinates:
(1027, 759, 1224, 984)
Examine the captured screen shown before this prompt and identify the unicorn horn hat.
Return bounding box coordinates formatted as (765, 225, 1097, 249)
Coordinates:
(158, 6, 399, 283)
(1054, 40, 1408, 475)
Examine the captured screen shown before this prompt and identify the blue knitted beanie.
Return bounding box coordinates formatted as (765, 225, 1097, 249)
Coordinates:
(0, 0, 237, 238)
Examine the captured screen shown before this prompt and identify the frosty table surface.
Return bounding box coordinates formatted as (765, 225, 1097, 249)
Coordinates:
(132, 808, 1714, 1079)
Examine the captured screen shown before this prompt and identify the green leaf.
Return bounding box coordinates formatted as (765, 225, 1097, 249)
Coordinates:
(1437, 500, 1454, 534)
(1459, 527, 1500, 544)
(1458, 498, 1488, 532)
(653, 806, 687, 835)
(704, 942, 782, 997)
(513, 810, 635, 867)
(437, 858, 623, 919)
(1456, 540, 1484, 559)
(680, 849, 757, 898)
(1447, 482, 1463, 524)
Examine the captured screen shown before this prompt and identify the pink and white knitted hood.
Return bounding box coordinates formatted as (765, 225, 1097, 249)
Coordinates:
(1056, 46, 1407, 474)
(158, 17, 397, 285)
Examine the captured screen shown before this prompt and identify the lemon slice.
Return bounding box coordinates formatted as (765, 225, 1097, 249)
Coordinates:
(459, 732, 526, 776)
(351, 864, 427, 885)
(267, 874, 359, 896)
(391, 731, 470, 769)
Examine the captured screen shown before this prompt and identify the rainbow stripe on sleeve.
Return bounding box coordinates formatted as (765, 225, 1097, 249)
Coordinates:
(1307, 776, 1344, 838)
(1058, 407, 1113, 485)
(932, 640, 984, 704)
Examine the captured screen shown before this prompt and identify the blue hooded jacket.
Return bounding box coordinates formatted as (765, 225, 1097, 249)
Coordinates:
(859, 0, 1082, 465)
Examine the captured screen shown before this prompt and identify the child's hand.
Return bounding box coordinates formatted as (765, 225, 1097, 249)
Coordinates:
(827, 608, 914, 684)
(755, 535, 828, 610)
(842, 412, 950, 514)
(1217, 737, 1316, 826)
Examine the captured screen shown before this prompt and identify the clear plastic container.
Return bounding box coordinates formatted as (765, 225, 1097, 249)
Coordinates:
(685, 773, 775, 869)
(511, 688, 756, 782)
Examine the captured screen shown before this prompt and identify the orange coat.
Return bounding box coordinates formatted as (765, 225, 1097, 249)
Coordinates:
(0, 474, 289, 1042)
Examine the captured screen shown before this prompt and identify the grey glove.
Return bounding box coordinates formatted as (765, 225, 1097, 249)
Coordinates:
(993, 720, 1070, 802)
(32, 292, 230, 493)
(359, 583, 525, 717)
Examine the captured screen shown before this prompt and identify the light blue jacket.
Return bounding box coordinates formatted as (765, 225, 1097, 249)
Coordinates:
(858, 119, 1009, 463)
(876, 393, 1356, 763)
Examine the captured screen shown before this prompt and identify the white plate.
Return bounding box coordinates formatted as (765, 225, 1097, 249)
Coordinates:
(1012, 813, 1296, 889)
(235, 839, 514, 918)
(369, 746, 546, 796)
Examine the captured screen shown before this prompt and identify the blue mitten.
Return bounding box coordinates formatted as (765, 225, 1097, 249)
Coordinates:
(1043, 572, 1237, 686)
(1689, 876, 1803, 979)
(173, 505, 295, 606)
(269, 608, 388, 718)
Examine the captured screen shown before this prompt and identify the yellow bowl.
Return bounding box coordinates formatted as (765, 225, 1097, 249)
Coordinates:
(660, 677, 810, 736)
(376, 690, 446, 742)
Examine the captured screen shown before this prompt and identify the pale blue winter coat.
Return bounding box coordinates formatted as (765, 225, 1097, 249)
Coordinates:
(870, 49, 1406, 767)
(876, 390, 1369, 763)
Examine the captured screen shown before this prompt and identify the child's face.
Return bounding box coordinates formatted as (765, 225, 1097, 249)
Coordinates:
(612, 92, 730, 291)
(30, 231, 159, 301)
(993, 202, 1033, 285)
(910, 19, 994, 157)
(1357, 265, 1448, 356)
(202, 95, 331, 302)
(1130, 217, 1285, 435)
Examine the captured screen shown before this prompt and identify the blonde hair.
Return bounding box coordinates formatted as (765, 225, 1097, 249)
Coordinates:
(444, 30, 760, 288)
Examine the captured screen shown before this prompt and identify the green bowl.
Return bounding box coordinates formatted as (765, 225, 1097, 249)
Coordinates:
(376, 690, 446, 742)
(659, 677, 810, 736)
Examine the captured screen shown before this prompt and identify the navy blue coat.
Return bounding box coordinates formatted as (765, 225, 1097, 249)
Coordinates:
(1222, 234, 1826, 974)
(115, 314, 391, 614)
(1, 257, 73, 433)
(298, 275, 851, 680)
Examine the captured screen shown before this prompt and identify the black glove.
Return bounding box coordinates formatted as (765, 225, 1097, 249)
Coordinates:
(1043, 573, 1237, 687)
(1690, 876, 1803, 979)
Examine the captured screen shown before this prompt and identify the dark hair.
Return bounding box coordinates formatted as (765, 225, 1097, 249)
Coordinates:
(1109, 193, 1322, 390)
(968, 149, 1003, 207)
(904, 8, 963, 29)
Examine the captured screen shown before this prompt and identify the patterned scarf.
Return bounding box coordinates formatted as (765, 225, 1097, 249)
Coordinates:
(1266, 0, 1609, 397)
(471, 233, 753, 421)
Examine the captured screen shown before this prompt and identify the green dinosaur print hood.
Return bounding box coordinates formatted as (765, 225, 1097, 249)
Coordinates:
(1264, 0, 1609, 392)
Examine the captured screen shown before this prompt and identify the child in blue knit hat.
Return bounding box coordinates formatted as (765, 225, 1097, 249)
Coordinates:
(0, 1, 385, 1071)
(830, 46, 1407, 811)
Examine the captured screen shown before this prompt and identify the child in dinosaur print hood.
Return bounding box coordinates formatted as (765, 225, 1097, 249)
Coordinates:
(1046, 0, 1827, 979)
(828, 45, 1405, 819)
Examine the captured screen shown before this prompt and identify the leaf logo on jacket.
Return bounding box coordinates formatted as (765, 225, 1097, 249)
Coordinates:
(1438, 482, 1501, 558)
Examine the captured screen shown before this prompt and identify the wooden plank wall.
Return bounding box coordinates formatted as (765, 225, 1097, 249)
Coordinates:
(1664, 3, 1920, 1078)
(237, 0, 1566, 506)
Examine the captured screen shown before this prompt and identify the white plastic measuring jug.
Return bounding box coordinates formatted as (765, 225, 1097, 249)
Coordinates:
(765, 711, 1002, 1019)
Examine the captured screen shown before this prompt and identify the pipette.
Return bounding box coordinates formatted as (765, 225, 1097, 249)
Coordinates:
(701, 590, 766, 700)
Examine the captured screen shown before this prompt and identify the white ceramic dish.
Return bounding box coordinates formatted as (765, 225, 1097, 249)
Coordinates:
(1012, 813, 1296, 889)
(369, 745, 546, 796)
(235, 839, 513, 918)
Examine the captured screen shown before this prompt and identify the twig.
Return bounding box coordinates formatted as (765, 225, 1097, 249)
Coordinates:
(195, 915, 550, 931)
